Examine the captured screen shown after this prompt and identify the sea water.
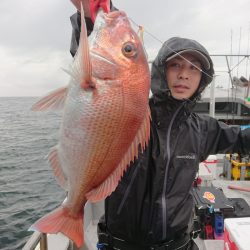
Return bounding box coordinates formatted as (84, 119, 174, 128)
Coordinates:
(0, 97, 65, 250)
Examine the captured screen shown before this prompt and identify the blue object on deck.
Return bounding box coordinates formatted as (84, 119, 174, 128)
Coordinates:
(208, 205, 214, 214)
(214, 214, 224, 236)
(97, 243, 105, 249)
(241, 125, 250, 130)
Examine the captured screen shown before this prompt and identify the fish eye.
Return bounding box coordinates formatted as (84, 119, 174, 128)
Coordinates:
(122, 42, 137, 58)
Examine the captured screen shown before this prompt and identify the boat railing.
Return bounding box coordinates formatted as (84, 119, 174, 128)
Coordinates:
(22, 232, 48, 250)
(22, 231, 74, 250)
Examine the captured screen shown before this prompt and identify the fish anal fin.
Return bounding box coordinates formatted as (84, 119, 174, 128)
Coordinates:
(31, 87, 68, 111)
(86, 107, 151, 202)
(29, 206, 84, 248)
(48, 147, 68, 191)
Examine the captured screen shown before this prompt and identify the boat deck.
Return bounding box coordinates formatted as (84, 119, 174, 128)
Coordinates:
(23, 161, 250, 250)
(78, 179, 250, 250)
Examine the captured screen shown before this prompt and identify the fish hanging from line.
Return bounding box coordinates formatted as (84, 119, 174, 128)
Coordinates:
(30, 4, 151, 248)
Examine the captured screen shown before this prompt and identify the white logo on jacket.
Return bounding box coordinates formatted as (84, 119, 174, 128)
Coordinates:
(176, 155, 196, 160)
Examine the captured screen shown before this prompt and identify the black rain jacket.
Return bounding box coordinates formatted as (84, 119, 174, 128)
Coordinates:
(98, 37, 250, 246)
(69, 12, 250, 246)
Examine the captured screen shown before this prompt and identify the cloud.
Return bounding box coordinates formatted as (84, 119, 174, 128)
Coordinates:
(1, 0, 250, 96)
(0, 46, 72, 96)
(0, 0, 75, 50)
(0, 0, 76, 96)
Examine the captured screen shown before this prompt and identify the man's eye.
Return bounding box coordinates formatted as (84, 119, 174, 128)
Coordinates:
(169, 63, 180, 68)
(190, 65, 201, 71)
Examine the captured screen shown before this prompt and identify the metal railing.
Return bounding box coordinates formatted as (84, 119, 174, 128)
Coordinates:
(22, 231, 75, 250)
(22, 232, 48, 250)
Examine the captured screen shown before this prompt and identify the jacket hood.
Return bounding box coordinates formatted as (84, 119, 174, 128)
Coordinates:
(151, 37, 215, 102)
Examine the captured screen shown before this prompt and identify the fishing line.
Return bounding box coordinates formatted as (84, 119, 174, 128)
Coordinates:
(129, 17, 214, 81)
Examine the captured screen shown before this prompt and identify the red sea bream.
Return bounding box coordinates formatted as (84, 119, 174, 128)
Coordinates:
(30, 6, 150, 247)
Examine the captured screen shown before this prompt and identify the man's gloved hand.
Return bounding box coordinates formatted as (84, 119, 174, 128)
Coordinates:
(69, 0, 116, 57)
(70, 0, 111, 22)
(71, 0, 91, 17)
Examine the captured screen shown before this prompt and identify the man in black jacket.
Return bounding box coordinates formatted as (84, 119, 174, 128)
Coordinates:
(70, 3, 250, 250)
(95, 37, 250, 250)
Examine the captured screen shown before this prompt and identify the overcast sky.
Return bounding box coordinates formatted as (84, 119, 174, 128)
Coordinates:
(1, 0, 250, 97)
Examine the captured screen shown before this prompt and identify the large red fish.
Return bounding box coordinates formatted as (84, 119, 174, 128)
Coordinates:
(30, 5, 150, 248)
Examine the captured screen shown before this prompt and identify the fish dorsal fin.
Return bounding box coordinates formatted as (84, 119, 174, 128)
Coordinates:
(86, 107, 151, 202)
(48, 146, 69, 190)
(31, 87, 68, 111)
(71, 3, 93, 89)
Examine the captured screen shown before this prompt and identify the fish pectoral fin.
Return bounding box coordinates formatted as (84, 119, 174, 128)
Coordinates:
(31, 86, 68, 111)
(48, 147, 69, 191)
(86, 106, 151, 202)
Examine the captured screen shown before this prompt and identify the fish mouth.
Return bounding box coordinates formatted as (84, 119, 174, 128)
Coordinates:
(104, 10, 126, 20)
(94, 10, 128, 35)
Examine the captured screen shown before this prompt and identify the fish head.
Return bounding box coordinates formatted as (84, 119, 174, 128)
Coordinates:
(89, 10, 150, 88)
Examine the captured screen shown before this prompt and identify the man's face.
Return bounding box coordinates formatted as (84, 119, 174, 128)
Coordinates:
(165, 53, 202, 100)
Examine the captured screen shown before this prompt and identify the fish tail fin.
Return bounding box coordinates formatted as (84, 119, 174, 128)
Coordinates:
(30, 206, 84, 248)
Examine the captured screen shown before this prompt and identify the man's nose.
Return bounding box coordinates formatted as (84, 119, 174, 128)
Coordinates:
(177, 67, 189, 79)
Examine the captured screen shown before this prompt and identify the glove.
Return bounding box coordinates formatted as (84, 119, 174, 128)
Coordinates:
(70, 0, 111, 22)
(71, 0, 91, 17)
(70, 0, 117, 57)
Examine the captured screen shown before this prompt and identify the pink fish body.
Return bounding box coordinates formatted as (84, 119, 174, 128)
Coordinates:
(31, 7, 150, 248)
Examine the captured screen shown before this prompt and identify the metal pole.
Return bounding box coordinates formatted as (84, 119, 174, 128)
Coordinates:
(209, 76, 216, 118)
(225, 56, 234, 88)
(40, 233, 48, 250)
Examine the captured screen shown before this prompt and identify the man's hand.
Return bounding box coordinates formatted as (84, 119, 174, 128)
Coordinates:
(70, 0, 110, 22)
(71, 0, 91, 17)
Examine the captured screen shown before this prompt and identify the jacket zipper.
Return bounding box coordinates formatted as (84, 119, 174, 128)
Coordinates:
(161, 104, 184, 240)
(117, 164, 139, 215)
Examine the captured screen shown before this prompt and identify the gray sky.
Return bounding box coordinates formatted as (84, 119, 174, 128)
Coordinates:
(1, 0, 250, 96)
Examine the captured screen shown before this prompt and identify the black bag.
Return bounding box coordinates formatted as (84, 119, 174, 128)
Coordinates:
(228, 198, 250, 218)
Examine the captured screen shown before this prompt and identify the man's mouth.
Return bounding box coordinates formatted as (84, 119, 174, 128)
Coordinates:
(173, 85, 189, 93)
